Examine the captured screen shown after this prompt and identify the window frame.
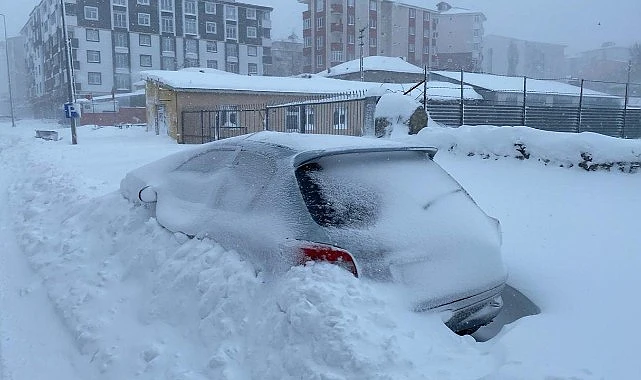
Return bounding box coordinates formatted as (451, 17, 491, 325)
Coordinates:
(205, 1, 217, 14)
(206, 40, 217, 53)
(84, 6, 98, 21)
(86, 29, 100, 42)
(139, 33, 152, 46)
(138, 13, 151, 26)
(86, 50, 101, 63)
(140, 54, 152, 67)
(246, 26, 257, 39)
(87, 71, 102, 85)
(206, 21, 217, 34)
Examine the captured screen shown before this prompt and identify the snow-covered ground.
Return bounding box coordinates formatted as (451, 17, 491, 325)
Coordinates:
(1, 120, 640, 379)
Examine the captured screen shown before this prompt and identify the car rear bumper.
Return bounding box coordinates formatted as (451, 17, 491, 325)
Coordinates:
(415, 283, 505, 334)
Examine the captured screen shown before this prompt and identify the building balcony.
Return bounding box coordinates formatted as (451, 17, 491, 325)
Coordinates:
(330, 23, 343, 32)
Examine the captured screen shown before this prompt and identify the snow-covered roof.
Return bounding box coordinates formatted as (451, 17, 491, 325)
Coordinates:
(406, 81, 483, 101)
(318, 56, 424, 77)
(432, 71, 618, 98)
(143, 69, 378, 94)
(76, 89, 146, 103)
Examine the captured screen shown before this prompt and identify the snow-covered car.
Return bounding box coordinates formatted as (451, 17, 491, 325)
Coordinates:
(120, 131, 507, 334)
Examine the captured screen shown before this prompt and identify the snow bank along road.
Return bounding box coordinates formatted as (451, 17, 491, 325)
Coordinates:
(1, 120, 640, 379)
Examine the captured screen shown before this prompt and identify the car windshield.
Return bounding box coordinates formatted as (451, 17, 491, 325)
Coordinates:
(295, 150, 463, 228)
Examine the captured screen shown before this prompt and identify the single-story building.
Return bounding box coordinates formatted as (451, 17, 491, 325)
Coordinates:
(317, 56, 426, 83)
(430, 71, 622, 107)
(143, 68, 482, 143)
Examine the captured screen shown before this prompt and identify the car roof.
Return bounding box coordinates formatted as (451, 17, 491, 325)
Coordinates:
(239, 132, 437, 166)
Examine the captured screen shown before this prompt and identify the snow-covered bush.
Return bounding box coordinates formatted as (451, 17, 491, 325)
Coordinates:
(374, 93, 427, 137)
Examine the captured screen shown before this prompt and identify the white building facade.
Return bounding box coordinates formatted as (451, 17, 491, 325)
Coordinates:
(21, 0, 273, 116)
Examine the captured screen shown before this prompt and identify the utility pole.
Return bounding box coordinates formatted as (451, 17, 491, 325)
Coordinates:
(358, 27, 365, 82)
(60, 0, 78, 144)
(0, 13, 16, 127)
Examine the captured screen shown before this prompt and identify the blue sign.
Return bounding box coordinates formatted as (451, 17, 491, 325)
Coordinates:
(64, 102, 81, 119)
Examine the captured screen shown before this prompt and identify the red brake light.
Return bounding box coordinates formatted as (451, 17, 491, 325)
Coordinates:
(296, 242, 358, 277)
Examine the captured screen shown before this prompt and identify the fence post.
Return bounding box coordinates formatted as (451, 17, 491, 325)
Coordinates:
(423, 65, 428, 114)
(200, 111, 205, 143)
(522, 76, 527, 126)
(460, 69, 464, 126)
(265, 106, 270, 131)
(622, 60, 631, 138)
(577, 79, 584, 133)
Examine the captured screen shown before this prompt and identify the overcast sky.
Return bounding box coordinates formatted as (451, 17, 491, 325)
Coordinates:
(2, 0, 639, 54)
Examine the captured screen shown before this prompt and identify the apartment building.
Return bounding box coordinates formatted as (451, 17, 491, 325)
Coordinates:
(299, 0, 484, 74)
(483, 35, 566, 79)
(21, 0, 273, 116)
(0, 36, 29, 116)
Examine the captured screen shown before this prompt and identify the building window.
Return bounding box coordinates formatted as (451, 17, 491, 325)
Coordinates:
(247, 45, 258, 56)
(347, 33, 354, 44)
(137, 0, 150, 5)
(138, 13, 150, 26)
(369, 37, 376, 47)
(347, 0, 354, 6)
(246, 8, 256, 19)
(184, 0, 196, 15)
(115, 73, 129, 90)
(347, 14, 355, 25)
(303, 18, 311, 30)
(86, 50, 101, 63)
(263, 28, 270, 38)
(140, 54, 152, 67)
(248, 63, 258, 74)
(263, 12, 270, 20)
(114, 32, 128, 48)
(409, 43, 415, 53)
(207, 59, 218, 69)
(225, 5, 237, 20)
(161, 56, 176, 70)
(423, 28, 430, 38)
(184, 58, 198, 67)
(474, 15, 480, 22)
(185, 39, 198, 54)
(139, 34, 151, 46)
(369, 0, 377, 11)
(184, 18, 197, 35)
(226, 43, 238, 57)
(86, 29, 99, 42)
(247, 26, 257, 38)
(316, 55, 323, 67)
(333, 105, 347, 129)
(473, 29, 480, 37)
(316, 36, 324, 49)
(316, 0, 324, 12)
(84, 6, 98, 21)
(225, 24, 237, 40)
(369, 17, 376, 29)
(409, 8, 416, 18)
(113, 10, 127, 28)
(409, 25, 415, 35)
(88, 72, 102, 85)
(161, 37, 175, 52)
(206, 40, 217, 52)
(316, 17, 324, 30)
(161, 16, 174, 33)
(206, 21, 217, 34)
(205, 2, 216, 14)
(113, 0, 126, 6)
(160, 0, 173, 11)
(226, 62, 239, 73)
(331, 50, 343, 62)
(115, 53, 130, 69)
(304, 36, 311, 47)
(424, 12, 430, 20)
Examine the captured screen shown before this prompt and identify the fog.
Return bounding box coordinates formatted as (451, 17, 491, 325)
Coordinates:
(2, 0, 639, 53)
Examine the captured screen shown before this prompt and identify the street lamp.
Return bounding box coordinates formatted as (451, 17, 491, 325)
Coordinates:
(0, 13, 16, 127)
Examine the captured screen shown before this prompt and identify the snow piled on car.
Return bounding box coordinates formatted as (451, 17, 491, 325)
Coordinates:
(4, 123, 494, 379)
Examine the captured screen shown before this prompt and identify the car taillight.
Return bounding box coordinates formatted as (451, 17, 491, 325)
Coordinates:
(295, 241, 358, 277)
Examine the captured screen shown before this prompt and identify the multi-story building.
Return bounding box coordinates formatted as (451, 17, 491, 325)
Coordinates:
(434, 1, 485, 72)
(299, 0, 485, 74)
(0, 36, 29, 117)
(21, 0, 273, 117)
(483, 35, 566, 78)
(270, 35, 304, 77)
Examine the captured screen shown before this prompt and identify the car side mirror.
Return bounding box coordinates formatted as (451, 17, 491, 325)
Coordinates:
(138, 185, 157, 203)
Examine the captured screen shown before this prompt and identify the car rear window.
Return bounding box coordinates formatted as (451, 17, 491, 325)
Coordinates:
(295, 151, 462, 228)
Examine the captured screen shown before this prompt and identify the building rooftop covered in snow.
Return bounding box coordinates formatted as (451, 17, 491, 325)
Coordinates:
(318, 57, 426, 83)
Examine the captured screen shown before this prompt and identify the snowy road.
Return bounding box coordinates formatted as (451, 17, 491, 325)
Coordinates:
(0, 135, 92, 380)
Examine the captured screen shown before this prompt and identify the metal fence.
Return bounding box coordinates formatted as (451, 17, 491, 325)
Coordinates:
(416, 77, 641, 139)
(180, 91, 379, 142)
